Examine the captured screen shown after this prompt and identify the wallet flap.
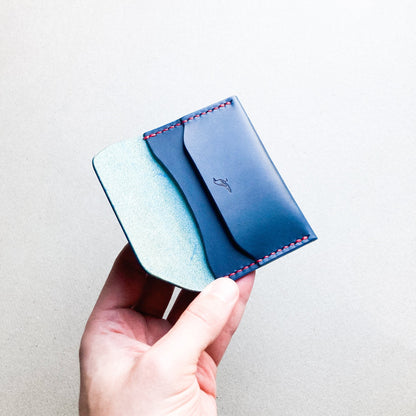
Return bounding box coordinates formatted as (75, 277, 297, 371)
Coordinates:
(183, 97, 314, 260)
(93, 138, 215, 291)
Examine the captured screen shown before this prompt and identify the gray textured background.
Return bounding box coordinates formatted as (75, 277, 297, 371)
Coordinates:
(1, 1, 415, 415)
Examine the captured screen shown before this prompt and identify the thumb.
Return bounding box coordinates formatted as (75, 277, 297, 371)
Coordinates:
(154, 278, 239, 366)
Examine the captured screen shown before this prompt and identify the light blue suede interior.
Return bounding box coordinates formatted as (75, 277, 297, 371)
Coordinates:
(93, 138, 214, 291)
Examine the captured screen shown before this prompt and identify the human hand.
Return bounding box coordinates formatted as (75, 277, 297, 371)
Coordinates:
(79, 245, 255, 416)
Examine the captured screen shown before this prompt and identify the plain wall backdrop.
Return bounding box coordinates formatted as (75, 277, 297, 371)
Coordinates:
(1, 1, 415, 415)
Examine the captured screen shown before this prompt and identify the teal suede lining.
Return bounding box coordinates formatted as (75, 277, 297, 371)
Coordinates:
(93, 138, 214, 291)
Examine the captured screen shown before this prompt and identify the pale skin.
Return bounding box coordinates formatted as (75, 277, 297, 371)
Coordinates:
(79, 245, 255, 416)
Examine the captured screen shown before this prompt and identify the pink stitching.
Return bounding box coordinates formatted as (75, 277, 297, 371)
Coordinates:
(143, 101, 232, 140)
(222, 236, 309, 278)
(143, 101, 308, 279)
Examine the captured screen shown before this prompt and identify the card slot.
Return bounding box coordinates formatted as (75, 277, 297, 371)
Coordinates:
(146, 124, 255, 279)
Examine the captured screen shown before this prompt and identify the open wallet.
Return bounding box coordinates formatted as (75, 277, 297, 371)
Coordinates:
(93, 96, 317, 291)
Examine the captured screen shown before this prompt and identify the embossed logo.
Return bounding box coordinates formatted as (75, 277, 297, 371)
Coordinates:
(213, 177, 232, 193)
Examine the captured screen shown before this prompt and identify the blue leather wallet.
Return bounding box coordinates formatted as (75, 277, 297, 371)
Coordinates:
(93, 96, 317, 291)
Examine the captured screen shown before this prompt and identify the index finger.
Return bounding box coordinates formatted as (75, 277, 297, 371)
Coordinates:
(92, 244, 148, 313)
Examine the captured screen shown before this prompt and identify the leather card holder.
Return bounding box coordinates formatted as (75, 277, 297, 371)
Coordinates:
(93, 96, 317, 291)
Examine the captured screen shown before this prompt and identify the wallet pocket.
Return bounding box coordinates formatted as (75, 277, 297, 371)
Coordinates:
(144, 96, 316, 280)
(145, 119, 254, 279)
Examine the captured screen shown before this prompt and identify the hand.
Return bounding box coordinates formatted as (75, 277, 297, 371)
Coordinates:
(79, 245, 255, 416)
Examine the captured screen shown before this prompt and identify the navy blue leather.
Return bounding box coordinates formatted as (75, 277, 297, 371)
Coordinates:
(146, 122, 254, 278)
(144, 96, 317, 280)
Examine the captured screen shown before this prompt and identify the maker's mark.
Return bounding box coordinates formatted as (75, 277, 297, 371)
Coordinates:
(213, 177, 232, 193)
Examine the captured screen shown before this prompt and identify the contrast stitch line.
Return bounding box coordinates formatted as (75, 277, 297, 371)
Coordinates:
(143, 100, 232, 140)
(222, 236, 309, 278)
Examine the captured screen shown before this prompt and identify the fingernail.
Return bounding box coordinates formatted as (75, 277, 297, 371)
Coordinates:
(204, 278, 238, 302)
